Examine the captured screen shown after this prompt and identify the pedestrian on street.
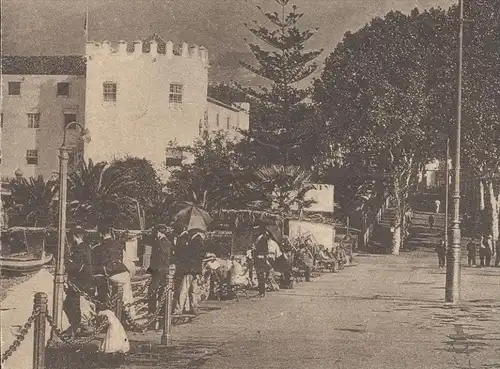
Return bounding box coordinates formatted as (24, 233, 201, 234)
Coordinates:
(428, 214, 435, 231)
(479, 235, 492, 267)
(92, 225, 130, 312)
(435, 239, 446, 268)
(299, 239, 315, 281)
(63, 225, 93, 336)
(434, 199, 441, 214)
(174, 229, 205, 314)
(466, 239, 477, 267)
(253, 225, 272, 297)
(246, 245, 256, 287)
(147, 224, 173, 320)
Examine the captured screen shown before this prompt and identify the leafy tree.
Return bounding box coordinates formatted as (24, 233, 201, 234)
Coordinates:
(110, 156, 164, 228)
(166, 131, 249, 211)
(455, 1, 500, 242)
(238, 0, 324, 167)
(314, 9, 453, 254)
(8, 175, 57, 227)
(246, 165, 315, 214)
(67, 159, 139, 228)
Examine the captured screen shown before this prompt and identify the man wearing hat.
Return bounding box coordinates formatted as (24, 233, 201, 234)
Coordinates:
(148, 224, 174, 318)
(253, 221, 275, 297)
(92, 225, 129, 311)
(174, 229, 205, 314)
(63, 225, 93, 335)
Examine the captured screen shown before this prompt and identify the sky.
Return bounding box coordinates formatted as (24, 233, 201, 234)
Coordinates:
(1, 0, 457, 81)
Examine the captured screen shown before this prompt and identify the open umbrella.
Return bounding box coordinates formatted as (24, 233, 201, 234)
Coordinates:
(173, 205, 212, 232)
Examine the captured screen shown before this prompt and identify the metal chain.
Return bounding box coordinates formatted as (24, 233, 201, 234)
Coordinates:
(1, 308, 40, 364)
(123, 282, 164, 309)
(45, 313, 109, 346)
(122, 285, 171, 332)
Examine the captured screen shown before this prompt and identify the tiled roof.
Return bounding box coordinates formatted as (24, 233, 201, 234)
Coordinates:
(1, 56, 86, 75)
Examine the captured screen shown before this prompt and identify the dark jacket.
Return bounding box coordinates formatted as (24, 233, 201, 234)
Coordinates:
(66, 240, 92, 288)
(175, 234, 204, 275)
(92, 237, 128, 277)
(149, 235, 173, 273)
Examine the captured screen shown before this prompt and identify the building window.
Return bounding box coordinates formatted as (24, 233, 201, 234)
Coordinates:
(103, 82, 117, 102)
(26, 150, 38, 165)
(64, 113, 77, 129)
(57, 82, 70, 97)
(169, 84, 183, 104)
(8, 82, 21, 96)
(27, 113, 40, 128)
(226, 117, 230, 129)
(216, 114, 220, 127)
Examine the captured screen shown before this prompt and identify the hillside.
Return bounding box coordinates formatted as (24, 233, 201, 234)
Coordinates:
(1, 0, 455, 83)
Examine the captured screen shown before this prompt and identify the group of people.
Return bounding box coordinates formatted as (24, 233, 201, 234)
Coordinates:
(63, 222, 209, 337)
(62, 220, 352, 339)
(64, 224, 136, 336)
(245, 222, 350, 297)
(435, 233, 500, 268)
(466, 235, 500, 268)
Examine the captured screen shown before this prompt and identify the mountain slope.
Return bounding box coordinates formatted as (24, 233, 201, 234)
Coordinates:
(1, 0, 455, 82)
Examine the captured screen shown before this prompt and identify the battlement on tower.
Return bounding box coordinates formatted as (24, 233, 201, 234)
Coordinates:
(85, 39, 209, 63)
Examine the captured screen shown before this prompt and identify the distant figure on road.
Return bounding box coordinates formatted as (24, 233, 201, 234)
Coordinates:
(435, 239, 446, 268)
(479, 235, 492, 267)
(428, 214, 435, 231)
(466, 239, 476, 267)
(434, 199, 441, 214)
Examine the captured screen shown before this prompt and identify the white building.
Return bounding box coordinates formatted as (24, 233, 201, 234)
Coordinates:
(1, 36, 250, 181)
(1, 56, 86, 179)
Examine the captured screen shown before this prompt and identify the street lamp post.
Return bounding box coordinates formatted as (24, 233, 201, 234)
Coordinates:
(445, 0, 463, 304)
(444, 138, 450, 249)
(49, 122, 89, 342)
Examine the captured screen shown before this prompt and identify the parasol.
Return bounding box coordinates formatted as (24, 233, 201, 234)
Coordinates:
(173, 205, 212, 232)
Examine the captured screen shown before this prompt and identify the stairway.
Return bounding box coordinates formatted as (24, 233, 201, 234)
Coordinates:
(368, 207, 397, 253)
(404, 211, 446, 251)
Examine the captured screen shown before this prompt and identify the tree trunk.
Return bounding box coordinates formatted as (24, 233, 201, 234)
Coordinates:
(391, 193, 402, 255)
(479, 179, 485, 211)
(488, 181, 499, 246)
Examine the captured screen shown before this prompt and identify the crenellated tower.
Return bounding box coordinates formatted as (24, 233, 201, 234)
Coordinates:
(83, 38, 209, 176)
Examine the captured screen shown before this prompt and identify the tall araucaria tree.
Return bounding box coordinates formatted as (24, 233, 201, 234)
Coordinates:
(238, 0, 324, 167)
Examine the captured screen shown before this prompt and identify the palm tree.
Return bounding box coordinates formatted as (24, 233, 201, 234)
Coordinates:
(67, 159, 139, 229)
(8, 175, 58, 227)
(247, 165, 316, 214)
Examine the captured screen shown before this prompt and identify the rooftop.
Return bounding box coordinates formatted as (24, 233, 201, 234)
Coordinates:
(1, 56, 86, 75)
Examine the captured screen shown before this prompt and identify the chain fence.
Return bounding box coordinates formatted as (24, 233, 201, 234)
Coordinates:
(45, 313, 109, 346)
(123, 284, 171, 332)
(1, 308, 40, 364)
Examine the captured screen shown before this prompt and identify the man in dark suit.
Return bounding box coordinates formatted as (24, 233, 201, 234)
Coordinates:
(92, 225, 128, 311)
(63, 226, 93, 335)
(174, 229, 205, 314)
(148, 224, 173, 316)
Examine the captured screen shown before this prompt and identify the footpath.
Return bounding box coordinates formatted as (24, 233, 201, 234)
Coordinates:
(165, 250, 500, 369)
(2, 250, 499, 369)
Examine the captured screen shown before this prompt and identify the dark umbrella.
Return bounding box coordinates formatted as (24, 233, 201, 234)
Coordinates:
(173, 205, 212, 232)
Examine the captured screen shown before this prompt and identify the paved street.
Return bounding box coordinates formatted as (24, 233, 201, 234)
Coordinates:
(149, 250, 500, 369)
